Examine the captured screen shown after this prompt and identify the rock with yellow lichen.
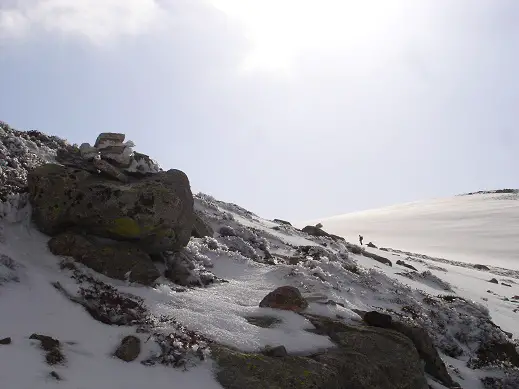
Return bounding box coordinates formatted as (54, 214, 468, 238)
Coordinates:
(27, 163, 194, 254)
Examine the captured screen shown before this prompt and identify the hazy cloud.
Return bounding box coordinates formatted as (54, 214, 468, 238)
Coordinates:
(0, 0, 167, 44)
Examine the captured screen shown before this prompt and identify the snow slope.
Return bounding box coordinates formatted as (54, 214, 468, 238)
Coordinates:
(309, 192, 519, 270)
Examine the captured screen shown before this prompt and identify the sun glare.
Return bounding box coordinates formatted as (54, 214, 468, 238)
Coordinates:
(211, 0, 405, 72)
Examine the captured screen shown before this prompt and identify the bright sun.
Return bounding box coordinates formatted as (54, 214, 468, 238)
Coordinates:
(211, 0, 405, 72)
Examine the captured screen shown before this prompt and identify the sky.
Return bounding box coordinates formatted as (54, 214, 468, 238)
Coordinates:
(1, 0, 518, 222)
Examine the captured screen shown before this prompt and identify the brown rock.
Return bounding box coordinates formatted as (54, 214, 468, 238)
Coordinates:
(259, 286, 309, 312)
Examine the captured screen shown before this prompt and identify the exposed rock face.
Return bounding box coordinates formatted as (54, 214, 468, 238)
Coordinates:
(48, 232, 160, 285)
(28, 164, 194, 254)
(273, 219, 292, 226)
(358, 311, 457, 388)
(363, 251, 392, 266)
(192, 210, 214, 238)
(114, 335, 141, 362)
(397, 259, 418, 271)
(301, 226, 344, 242)
(259, 286, 309, 312)
(213, 315, 429, 389)
(391, 322, 458, 388)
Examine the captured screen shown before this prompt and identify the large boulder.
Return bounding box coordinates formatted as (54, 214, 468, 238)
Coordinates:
(28, 164, 194, 254)
(48, 232, 160, 285)
(212, 315, 429, 389)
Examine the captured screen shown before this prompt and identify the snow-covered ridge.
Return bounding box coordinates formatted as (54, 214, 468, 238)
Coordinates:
(1, 122, 519, 389)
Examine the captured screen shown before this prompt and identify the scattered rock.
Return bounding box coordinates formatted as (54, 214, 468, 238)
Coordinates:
(28, 164, 194, 254)
(474, 264, 490, 271)
(49, 371, 62, 381)
(397, 259, 418, 271)
(367, 242, 377, 248)
(0, 337, 11, 345)
(502, 283, 512, 287)
(273, 219, 292, 226)
(363, 251, 392, 266)
(262, 345, 288, 358)
(489, 278, 499, 284)
(114, 335, 141, 362)
(48, 232, 160, 285)
(245, 316, 282, 328)
(363, 311, 392, 329)
(29, 334, 65, 366)
(259, 286, 309, 312)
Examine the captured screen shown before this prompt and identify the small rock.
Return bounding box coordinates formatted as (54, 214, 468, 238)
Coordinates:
(259, 286, 309, 312)
(262, 345, 288, 358)
(30, 334, 60, 351)
(502, 283, 512, 287)
(363, 311, 393, 329)
(46, 349, 66, 365)
(0, 337, 11, 345)
(367, 242, 377, 248)
(489, 278, 499, 284)
(49, 371, 62, 381)
(114, 335, 141, 362)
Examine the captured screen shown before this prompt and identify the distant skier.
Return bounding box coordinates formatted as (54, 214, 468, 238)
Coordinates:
(359, 235, 364, 245)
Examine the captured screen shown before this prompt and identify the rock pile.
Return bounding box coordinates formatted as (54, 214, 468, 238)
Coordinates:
(26, 132, 200, 286)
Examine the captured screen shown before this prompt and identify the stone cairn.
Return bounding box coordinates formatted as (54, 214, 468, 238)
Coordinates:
(56, 133, 161, 182)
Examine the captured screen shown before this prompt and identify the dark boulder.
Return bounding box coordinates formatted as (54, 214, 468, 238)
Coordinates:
(28, 164, 194, 254)
(363, 251, 392, 266)
(48, 232, 160, 285)
(114, 335, 141, 362)
(397, 260, 418, 271)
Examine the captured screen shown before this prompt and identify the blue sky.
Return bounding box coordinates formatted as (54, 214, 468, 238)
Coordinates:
(1, 0, 518, 221)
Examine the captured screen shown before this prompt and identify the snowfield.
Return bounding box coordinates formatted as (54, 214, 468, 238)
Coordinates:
(308, 192, 519, 270)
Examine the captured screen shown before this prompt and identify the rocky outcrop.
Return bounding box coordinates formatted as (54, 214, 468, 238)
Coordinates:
(191, 210, 214, 238)
(397, 259, 418, 271)
(489, 278, 499, 284)
(114, 335, 141, 362)
(357, 311, 457, 388)
(363, 251, 392, 266)
(473, 264, 490, 271)
(273, 219, 292, 226)
(301, 226, 344, 242)
(28, 164, 194, 254)
(367, 242, 377, 248)
(259, 286, 309, 312)
(48, 232, 160, 285)
(213, 314, 429, 389)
